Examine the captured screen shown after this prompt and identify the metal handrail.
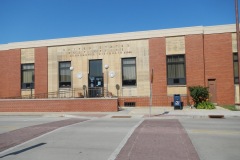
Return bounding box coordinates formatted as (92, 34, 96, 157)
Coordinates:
(1, 87, 113, 99)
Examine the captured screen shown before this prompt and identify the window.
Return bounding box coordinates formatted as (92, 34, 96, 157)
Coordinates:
(59, 61, 71, 88)
(167, 55, 186, 85)
(89, 59, 102, 77)
(122, 58, 136, 86)
(233, 53, 239, 84)
(21, 64, 34, 89)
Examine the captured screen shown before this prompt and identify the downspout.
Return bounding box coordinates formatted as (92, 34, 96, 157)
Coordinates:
(202, 27, 206, 86)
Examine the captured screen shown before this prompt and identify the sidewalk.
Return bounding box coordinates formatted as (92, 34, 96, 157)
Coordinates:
(0, 106, 239, 118)
(126, 106, 240, 118)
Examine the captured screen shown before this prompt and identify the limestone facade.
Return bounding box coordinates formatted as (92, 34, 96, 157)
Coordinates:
(47, 40, 150, 97)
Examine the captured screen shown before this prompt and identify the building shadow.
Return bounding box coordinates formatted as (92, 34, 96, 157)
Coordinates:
(0, 143, 46, 158)
(154, 111, 170, 117)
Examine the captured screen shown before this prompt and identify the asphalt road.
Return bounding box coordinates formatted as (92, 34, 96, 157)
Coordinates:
(0, 117, 142, 160)
(180, 118, 240, 160)
(0, 116, 240, 160)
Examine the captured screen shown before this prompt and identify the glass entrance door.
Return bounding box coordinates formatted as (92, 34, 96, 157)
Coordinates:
(88, 60, 103, 97)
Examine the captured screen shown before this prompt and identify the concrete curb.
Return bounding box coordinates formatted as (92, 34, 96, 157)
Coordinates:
(0, 107, 240, 119)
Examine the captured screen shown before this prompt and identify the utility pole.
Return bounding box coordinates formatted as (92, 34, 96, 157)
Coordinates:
(235, 0, 240, 103)
(149, 69, 153, 117)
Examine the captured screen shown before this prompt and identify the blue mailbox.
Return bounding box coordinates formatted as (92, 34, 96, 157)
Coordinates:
(173, 94, 183, 110)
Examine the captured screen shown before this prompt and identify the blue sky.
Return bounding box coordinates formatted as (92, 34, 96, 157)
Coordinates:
(0, 0, 235, 44)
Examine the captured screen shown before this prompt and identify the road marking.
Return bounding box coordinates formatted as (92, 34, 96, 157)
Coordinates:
(188, 129, 240, 135)
(107, 119, 144, 160)
(0, 126, 17, 129)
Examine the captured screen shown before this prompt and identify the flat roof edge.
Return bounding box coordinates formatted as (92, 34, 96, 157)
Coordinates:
(0, 24, 236, 51)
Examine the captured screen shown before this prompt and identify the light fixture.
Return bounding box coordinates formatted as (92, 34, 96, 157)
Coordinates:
(104, 64, 109, 69)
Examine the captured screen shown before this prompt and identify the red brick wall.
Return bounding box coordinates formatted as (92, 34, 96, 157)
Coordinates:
(0, 50, 8, 98)
(148, 36, 207, 106)
(118, 97, 149, 107)
(0, 49, 21, 98)
(35, 47, 48, 96)
(0, 98, 118, 112)
(185, 34, 205, 104)
(149, 38, 168, 106)
(204, 33, 234, 105)
(185, 34, 205, 86)
(118, 96, 188, 107)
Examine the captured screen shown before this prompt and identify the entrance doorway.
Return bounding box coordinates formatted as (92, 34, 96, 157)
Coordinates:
(208, 79, 217, 103)
(88, 60, 103, 97)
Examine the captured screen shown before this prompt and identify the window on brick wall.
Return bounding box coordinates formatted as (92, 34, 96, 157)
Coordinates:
(122, 58, 137, 86)
(21, 63, 34, 89)
(167, 55, 186, 85)
(233, 53, 239, 84)
(59, 61, 71, 88)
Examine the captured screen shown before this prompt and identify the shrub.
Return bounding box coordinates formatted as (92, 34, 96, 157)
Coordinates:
(189, 86, 209, 107)
(197, 101, 215, 109)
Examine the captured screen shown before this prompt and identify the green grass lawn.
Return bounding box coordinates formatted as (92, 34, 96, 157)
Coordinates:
(221, 105, 239, 111)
